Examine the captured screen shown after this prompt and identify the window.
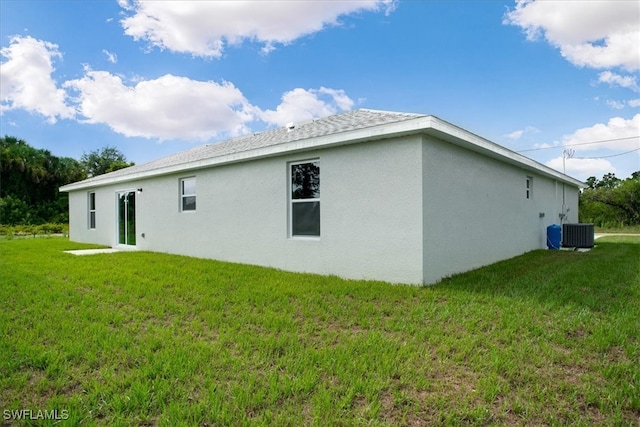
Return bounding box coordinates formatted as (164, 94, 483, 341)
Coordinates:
(290, 160, 320, 237)
(180, 177, 196, 211)
(526, 176, 533, 199)
(88, 192, 96, 229)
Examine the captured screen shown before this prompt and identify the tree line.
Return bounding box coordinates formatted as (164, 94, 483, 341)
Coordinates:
(579, 171, 640, 227)
(1, 135, 638, 228)
(0, 136, 133, 225)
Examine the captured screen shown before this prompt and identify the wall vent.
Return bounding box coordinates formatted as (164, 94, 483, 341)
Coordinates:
(562, 223, 594, 248)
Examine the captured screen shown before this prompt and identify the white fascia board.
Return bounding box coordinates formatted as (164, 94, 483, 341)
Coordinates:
(59, 117, 435, 192)
(423, 116, 585, 188)
(60, 115, 583, 192)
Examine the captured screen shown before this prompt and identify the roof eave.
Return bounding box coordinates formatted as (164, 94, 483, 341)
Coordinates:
(60, 114, 584, 191)
(60, 116, 436, 192)
(423, 116, 584, 188)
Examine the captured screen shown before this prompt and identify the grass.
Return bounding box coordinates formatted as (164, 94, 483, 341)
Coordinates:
(595, 225, 640, 234)
(1, 237, 639, 426)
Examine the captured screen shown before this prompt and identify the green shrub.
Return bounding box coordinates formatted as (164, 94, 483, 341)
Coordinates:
(0, 223, 68, 238)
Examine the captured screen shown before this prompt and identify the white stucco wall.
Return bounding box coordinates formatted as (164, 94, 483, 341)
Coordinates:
(67, 136, 425, 284)
(421, 135, 579, 284)
(68, 188, 116, 245)
(66, 132, 580, 286)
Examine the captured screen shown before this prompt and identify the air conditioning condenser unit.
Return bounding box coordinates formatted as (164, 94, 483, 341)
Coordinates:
(562, 223, 594, 248)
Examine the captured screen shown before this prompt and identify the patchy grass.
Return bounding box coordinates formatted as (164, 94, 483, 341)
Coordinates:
(1, 237, 638, 426)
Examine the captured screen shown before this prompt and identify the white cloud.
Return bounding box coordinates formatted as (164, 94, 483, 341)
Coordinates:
(606, 100, 625, 110)
(62, 68, 353, 140)
(628, 99, 640, 108)
(102, 49, 118, 64)
(534, 142, 556, 150)
(504, 125, 539, 140)
(504, 0, 640, 71)
(546, 156, 614, 176)
(1, 34, 357, 141)
(505, 130, 523, 140)
(64, 70, 257, 140)
(119, 0, 395, 58)
(544, 114, 640, 179)
(317, 87, 355, 111)
(0, 35, 74, 123)
(560, 114, 640, 151)
(259, 87, 354, 127)
(598, 71, 639, 92)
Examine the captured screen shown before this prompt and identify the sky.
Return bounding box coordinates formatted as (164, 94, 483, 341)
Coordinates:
(1, 0, 639, 182)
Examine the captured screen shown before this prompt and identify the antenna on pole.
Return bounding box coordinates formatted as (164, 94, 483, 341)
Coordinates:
(562, 148, 575, 174)
(560, 148, 575, 223)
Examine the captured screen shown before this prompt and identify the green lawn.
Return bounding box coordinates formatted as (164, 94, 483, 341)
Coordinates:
(1, 237, 639, 426)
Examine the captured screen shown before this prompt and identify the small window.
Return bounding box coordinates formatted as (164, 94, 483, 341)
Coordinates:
(88, 192, 96, 229)
(180, 177, 196, 211)
(526, 176, 533, 199)
(290, 160, 320, 237)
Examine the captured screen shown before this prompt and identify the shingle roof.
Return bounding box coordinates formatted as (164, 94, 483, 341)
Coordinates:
(69, 109, 424, 187)
(60, 108, 584, 191)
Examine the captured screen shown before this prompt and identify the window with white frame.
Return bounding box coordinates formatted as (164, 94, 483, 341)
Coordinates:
(180, 177, 196, 211)
(88, 192, 96, 229)
(526, 176, 533, 199)
(290, 160, 320, 237)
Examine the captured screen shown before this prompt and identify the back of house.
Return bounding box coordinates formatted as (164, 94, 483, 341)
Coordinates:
(60, 109, 583, 285)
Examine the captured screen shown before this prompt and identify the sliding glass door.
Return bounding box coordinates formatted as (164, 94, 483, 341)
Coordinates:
(117, 191, 136, 246)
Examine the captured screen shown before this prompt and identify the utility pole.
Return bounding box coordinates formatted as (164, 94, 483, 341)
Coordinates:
(561, 148, 575, 222)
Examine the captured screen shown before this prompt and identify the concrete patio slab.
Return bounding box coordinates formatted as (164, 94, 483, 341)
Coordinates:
(64, 248, 127, 256)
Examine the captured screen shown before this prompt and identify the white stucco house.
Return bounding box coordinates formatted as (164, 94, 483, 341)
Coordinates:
(60, 109, 583, 285)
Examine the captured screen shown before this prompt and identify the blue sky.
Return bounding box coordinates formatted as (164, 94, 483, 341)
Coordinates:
(1, 0, 638, 182)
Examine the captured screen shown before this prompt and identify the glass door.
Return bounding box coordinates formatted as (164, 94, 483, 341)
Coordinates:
(117, 191, 136, 246)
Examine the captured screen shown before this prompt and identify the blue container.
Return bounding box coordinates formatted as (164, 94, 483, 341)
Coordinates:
(547, 224, 561, 250)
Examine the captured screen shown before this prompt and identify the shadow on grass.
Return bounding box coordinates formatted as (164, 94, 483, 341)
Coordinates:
(435, 241, 640, 314)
